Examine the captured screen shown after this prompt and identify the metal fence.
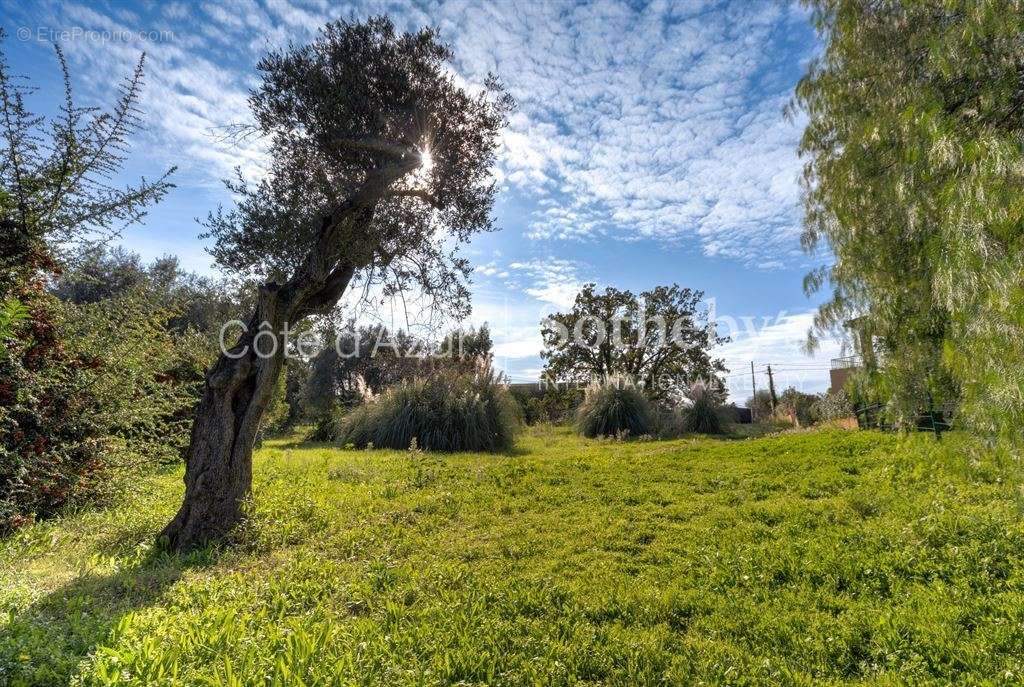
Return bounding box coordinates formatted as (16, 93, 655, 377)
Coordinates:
(854, 402, 953, 438)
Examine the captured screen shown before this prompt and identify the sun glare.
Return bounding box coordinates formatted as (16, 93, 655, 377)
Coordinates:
(419, 146, 434, 173)
(404, 145, 435, 192)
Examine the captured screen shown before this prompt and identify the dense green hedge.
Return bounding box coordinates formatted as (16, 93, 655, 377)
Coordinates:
(1, 289, 210, 533)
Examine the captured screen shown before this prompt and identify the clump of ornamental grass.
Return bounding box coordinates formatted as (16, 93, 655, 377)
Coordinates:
(575, 377, 655, 439)
(336, 368, 520, 452)
(683, 380, 724, 434)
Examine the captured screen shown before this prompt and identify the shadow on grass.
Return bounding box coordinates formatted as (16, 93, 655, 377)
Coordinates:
(0, 543, 218, 685)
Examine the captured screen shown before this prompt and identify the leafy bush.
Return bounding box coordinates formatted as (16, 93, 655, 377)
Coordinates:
(52, 246, 244, 335)
(778, 387, 820, 427)
(0, 297, 28, 339)
(64, 292, 210, 463)
(256, 371, 291, 445)
(811, 389, 854, 423)
(1, 39, 180, 533)
(0, 288, 210, 533)
(305, 324, 495, 419)
(650, 406, 687, 439)
(683, 381, 724, 434)
(307, 404, 345, 442)
(746, 389, 774, 422)
(0, 291, 109, 532)
(510, 385, 583, 425)
(575, 378, 654, 438)
(336, 368, 519, 452)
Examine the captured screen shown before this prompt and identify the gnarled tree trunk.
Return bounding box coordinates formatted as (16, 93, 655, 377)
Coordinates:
(160, 169, 406, 551)
(157, 290, 289, 550)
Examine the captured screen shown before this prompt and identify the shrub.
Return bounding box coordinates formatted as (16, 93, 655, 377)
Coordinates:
(256, 372, 291, 445)
(746, 389, 774, 422)
(0, 297, 28, 339)
(0, 40, 176, 534)
(305, 324, 495, 422)
(336, 368, 520, 452)
(0, 288, 210, 533)
(652, 406, 687, 439)
(307, 405, 345, 442)
(778, 387, 819, 427)
(0, 291, 108, 532)
(510, 385, 583, 425)
(811, 389, 854, 424)
(63, 291, 208, 464)
(683, 381, 724, 434)
(575, 378, 654, 438)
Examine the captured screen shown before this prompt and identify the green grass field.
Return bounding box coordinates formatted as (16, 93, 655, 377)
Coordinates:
(2, 427, 1023, 685)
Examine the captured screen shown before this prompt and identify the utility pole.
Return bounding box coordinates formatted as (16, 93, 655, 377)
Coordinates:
(750, 361, 757, 421)
(767, 364, 778, 412)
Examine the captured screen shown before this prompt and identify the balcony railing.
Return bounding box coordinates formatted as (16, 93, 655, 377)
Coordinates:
(830, 354, 863, 370)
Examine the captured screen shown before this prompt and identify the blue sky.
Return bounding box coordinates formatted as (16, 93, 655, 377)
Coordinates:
(2, 0, 844, 400)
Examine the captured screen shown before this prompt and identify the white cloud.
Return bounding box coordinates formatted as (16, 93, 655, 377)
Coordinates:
(10, 0, 829, 391)
(464, 255, 592, 380)
(504, 258, 587, 311)
(25, 0, 816, 268)
(492, 334, 544, 361)
(439, 1, 815, 266)
(473, 261, 509, 279)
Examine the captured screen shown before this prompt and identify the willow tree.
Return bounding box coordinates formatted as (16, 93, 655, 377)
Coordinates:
(795, 1, 1024, 436)
(160, 18, 511, 550)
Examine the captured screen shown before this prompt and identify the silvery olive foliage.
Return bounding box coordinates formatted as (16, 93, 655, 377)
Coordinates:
(202, 17, 514, 321)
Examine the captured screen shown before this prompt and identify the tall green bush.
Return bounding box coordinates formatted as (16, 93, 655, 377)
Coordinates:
(509, 385, 582, 425)
(257, 369, 291, 445)
(1, 34, 173, 532)
(337, 369, 520, 452)
(305, 324, 496, 435)
(811, 389, 853, 424)
(575, 378, 654, 438)
(63, 291, 209, 464)
(0, 288, 107, 531)
(0, 289, 209, 532)
(778, 387, 819, 428)
(683, 381, 723, 435)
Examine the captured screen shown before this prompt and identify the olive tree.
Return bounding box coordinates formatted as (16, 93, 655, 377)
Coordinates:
(160, 18, 511, 550)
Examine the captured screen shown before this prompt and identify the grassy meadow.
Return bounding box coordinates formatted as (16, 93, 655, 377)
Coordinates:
(2, 426, 1023, 685)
